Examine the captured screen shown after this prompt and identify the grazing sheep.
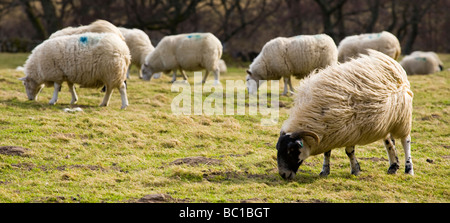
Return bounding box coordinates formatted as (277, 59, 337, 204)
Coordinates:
(277, 50, 414, 180)
(410, 51, 443, 70)
(49, 20, 125, 41)
(20, 33, 130, 109)
(141, 32, 223, 85)
(118, 27, 157, 79)
(246, 34, 338, 95)
(400, 51, 443, 75)
(337, 31, 401, 63)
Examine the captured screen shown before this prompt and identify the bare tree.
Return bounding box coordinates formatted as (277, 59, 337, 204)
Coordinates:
(402, 0, 438, 54)
(208, 0, 282, 43)
(364, 0, 380, 32)
(123, 0, 203, 35)
(313, 0, 347, 42)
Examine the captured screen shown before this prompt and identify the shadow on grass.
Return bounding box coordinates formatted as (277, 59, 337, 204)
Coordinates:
(0, 97, 98, 111)
(197, 169, 323, 186)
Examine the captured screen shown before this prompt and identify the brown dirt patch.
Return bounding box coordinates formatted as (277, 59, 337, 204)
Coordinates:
(0, 146, 30, 156)
(203, 170, 279, 182)
(11, 162, 36, 171)
(56, 164, 106, 171)
(170, 156, 222, 166)
(359, 157, 388, 162)
(134, 194, 189, 203)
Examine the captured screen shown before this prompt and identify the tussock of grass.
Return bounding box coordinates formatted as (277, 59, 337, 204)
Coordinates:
(0, 53, 449, 203)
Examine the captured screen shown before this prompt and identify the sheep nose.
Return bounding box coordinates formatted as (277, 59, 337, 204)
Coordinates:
(280, 171, 294, 180)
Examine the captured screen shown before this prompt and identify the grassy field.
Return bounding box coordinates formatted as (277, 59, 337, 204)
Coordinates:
(0, 52, 448, 203)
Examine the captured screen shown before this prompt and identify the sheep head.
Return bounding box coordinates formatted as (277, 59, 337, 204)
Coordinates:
(246, 69, 264, 95)
(276, 130, 320, 180)
(19, 76, 44, 101)
(140, 63, 155, 81)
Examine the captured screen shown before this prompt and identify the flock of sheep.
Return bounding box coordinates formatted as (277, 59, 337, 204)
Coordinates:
(17, 19, 444, 180)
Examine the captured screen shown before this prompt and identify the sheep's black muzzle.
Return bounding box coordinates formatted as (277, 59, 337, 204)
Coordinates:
(276, 135, 303, 180)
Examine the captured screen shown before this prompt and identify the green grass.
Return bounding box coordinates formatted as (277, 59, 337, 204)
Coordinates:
(0, 53, 449, 203)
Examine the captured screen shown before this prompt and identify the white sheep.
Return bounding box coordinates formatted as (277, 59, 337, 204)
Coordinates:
(49, 19, 125, 41)
(277, 50, 414, 180)
(410, 51, 443, 69)
(141, 32, 223, 85)
(118, 27, 157, 79)
(337, 31, 401, 63)
(400, 51, 443, 75)
(246, 34, 338, 95)
(20, 32, 131, 109)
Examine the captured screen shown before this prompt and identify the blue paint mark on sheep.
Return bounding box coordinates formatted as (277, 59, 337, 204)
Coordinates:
(187, 34, 202, 40)
(79, 36, 88, 45)
(415, 57, 427, 62)
(368, 33, 381, 39)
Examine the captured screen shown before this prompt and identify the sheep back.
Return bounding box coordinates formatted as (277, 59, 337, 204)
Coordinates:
(248, 34, 337, 81)
(282, 50, 413, 155)
(400, 54, 440, 75)
(287, 34, 338, 77)
(147, 33, 222, 73)
(175, 33, 223, 71)
(338, 31, 401, 63)
(119, 27, 154, 67)
(49, 20, 125, 41)
(24, 32, 130, 89)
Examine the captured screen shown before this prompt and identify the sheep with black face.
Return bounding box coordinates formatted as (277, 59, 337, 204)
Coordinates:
(277, 50, 414, 180)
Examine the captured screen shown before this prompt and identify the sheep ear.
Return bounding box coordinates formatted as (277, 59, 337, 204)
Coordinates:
(295, 139, 304, 148)
(246, 69, 252, 76)
(290, 131, 320, 145)
(280, 130, 286, 137)
(18, 77, 26, 81)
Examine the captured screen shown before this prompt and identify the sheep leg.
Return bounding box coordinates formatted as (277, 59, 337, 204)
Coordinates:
(202, 70, 210, 84)
(100, 85, 112, 107)
(288, 77, 294, 94)
(345, 146, 361, 175)
(179, 69, 188, 83)
(212, 68, 220, 85)
(401, 135, 414, 175)
(319, 150, 331, 176)
(384, 135, 399, 174)
(118, 81, 128, 109)
(49, 82, 61, 105)
(170, 70, 177, 83)
(282, 77, 289, 96)
(180, 69, 188, 80)
(68, 82, 78, 105)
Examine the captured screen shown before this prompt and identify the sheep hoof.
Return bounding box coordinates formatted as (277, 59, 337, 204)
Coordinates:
(319, 165, 330, 176)
(387, 163, 399, 174)
(49, 100, 57, 105)
(405, 165, 414, 175)
(351, 163, 361, 176)
(121, 104, 128, 109)
(351, 170, 361, 176)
